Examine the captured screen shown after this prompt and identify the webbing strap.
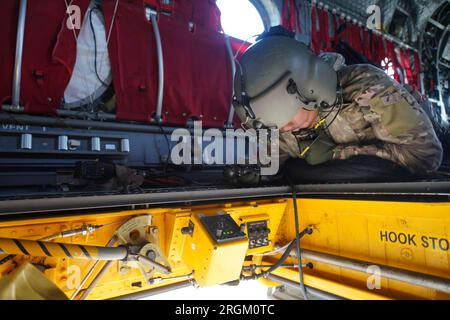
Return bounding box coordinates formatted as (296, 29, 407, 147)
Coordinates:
(282, 0, 302, 34)
(340, 16, 349, 43)
(412, 52, 422, 92)
(318, 7, 331, 51)
(332, 12, 339, 47)
(386, 40, 401, 82)
(363, 29, 373, 61)
(310, 5, 320, 54)
(400, 48, 414, 87)
(350, 22, 362, 53)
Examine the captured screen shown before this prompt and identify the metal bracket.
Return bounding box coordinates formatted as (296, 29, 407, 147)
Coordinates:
(115, 216, 172, 284)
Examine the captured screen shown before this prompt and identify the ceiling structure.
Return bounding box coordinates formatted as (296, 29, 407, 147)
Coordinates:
(251, 0, 448, 47)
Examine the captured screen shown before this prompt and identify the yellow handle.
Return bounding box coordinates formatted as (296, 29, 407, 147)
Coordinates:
(314, 119, 327, 129)
(300, 146, 311, 158)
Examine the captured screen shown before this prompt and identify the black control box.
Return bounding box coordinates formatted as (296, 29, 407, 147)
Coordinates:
(200, 214, 246, 244)
(247, 220, 270, 249)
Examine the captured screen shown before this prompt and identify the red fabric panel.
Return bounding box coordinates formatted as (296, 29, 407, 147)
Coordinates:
(350, 23, 362, 54)
(400, 48, 408, 83)
(294, 0, 302, 33)
(318, 8, 331, 52)
(158, 15, 233, 127)
(371, 33, 385, 65)
(110, 0, 232, 127)
(400, 48, 417, 90)
(310, 6, 320, 54)
(362, 29, 373, 61)
(282, 0, 301, 34)
(400, 48, 411, 84)
(386, 40, 401, 83)
(331, 12, 339, 47)
(0, 0, 89, 114)
(429, 79, 435, 93)
(413, 52, 422, 92)
(379, 36, 387, 62)
(192, 0, 222, 32)
(0, 0, 20, 106)
(339, 16, 349, 44)
(347, 21, 355, 49)
(104, 0, 156, 123)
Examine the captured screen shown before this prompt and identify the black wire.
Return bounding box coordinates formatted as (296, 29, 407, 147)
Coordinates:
(296, 88, 343, 156)
(319, 86, 342, 120)
(246, 224, 314, 281)
(323, 86, 344, 131)
(157, 123, 171, 174)
(318, 103, 336, 121)
(287, 177, 309, 300)
(89, 7, 110, 88)
(246, 239, 296, 280)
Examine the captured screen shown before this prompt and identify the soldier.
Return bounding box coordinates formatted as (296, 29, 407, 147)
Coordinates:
(233, 34, 443, 183)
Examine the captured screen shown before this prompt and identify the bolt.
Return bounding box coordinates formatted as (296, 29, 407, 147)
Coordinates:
(146, 250, 157, 260)
(129, 229, 140, 241)
(119, 266, 130, 275)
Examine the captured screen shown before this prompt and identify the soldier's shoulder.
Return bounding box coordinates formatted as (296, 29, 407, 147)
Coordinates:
(339, 64, 386, 77)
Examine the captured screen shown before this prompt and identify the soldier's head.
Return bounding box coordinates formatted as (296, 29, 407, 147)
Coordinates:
(234, 35, 338, 133)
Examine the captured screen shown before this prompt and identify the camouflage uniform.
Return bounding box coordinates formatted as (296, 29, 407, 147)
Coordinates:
(280, 64, 443, 174)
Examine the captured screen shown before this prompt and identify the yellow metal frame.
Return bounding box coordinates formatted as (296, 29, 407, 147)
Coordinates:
(0, 198, 448, 300)
(181, 213, 248, 287)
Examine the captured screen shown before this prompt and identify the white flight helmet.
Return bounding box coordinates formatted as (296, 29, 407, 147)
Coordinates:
(234, 35, 338, 130)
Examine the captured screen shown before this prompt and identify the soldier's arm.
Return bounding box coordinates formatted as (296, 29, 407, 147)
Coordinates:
(332, 144, 397, 163)
(330, 84, 421, 165)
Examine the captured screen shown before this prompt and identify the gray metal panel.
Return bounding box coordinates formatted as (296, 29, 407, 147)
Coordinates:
(0, 181, 448, 216)
(415, 0, 449, 40)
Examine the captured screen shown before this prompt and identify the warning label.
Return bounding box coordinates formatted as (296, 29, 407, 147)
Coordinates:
(380, 230, 449, 252)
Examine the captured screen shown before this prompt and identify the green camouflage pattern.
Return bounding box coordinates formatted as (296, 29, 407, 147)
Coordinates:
(279, 64, 443, 174)
(329, 64, 443, 174)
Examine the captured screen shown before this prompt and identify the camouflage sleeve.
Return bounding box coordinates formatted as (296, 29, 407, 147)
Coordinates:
(331, 88, 444, 174)
(333, 65, 443, 174)
(332, 144, 397, 164)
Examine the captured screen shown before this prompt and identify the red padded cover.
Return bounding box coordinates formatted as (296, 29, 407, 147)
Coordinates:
(1, 0, 233, 127)
(108, 0, 233, 127)
(160, 16, 232, 126)
(0, 0, 20, 107)
(103, 0, 156, 123)
(0, 0, 89, 114)
(192, 0, 222, 32)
